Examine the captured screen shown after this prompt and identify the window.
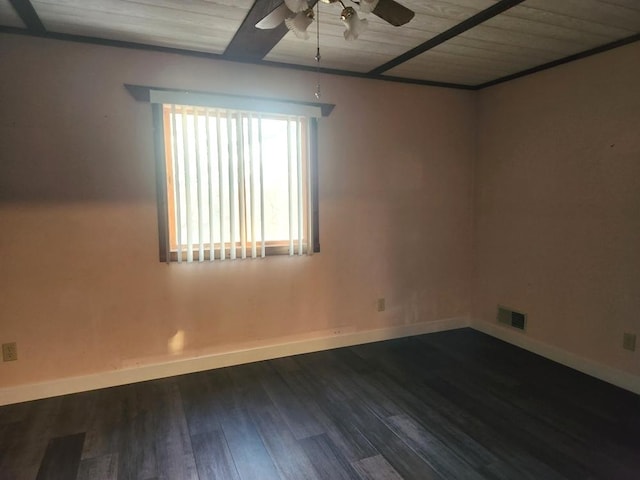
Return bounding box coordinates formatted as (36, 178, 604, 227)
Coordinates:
(132, 86, 331, 263)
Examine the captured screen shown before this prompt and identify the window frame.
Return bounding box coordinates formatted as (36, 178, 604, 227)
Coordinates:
(127, 85, 333, 263)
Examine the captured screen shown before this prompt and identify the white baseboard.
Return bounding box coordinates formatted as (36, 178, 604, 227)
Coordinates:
(0, 316, 470, 406)
(471, 319, 640, 396)
(3, 317, 636, 405)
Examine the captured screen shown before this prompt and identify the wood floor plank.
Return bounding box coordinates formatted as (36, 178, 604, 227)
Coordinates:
(439, 355, 639, 478)
(35, 432, 85, 480)
(343, 345, 568, 479)
(384, 414, 486, 480)
(352, 454, 404, 480)
(0, 421, 21, 474)
(52, 391, 97, 438)
(76, 453, 118, 480)
(0, 400, 31, 425)
(278, 365, 378, 462)
(218, 362, 280, 480)
(114, 385, 157, 480)
(258, 369, 325, 440)
(81, 389, 124, 460)
(151, 380, 198, 480)
(337, 400, 445, 480)
(214, 368, 281, 480)
(226, 362, 275, 413)
(1, 397, 63, 478)
(364, 357, 568, 479)
(294, 356, 353, 403)
(177, 372, 222, 437)
(251, 406, 320, 480)
(218, 404, 281, 480)
(430, 371, 630, 479)
(191, 430, 240, 480)
(292, 357, 444, 480)
(342, 341, 557, 478)
(299, 433, 361, 480)
(299, 351, 496, 471)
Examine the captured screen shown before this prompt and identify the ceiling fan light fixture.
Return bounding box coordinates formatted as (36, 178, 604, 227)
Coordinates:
(284, 0, 310, 13)
(285, 8, 315, 39)
(359, 0, 379, 13)
(341, 7, 368, 41)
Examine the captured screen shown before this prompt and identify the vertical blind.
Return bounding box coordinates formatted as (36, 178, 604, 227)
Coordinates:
(164, 104, 310, 262)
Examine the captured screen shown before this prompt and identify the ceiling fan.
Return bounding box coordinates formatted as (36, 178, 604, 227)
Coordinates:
(256, 0, 415, 41)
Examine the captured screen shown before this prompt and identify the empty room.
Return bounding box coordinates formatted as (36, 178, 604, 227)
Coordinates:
(0, 0, 639, 478)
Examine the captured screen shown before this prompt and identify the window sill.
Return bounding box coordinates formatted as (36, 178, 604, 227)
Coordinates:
(167, 244, 309, 262)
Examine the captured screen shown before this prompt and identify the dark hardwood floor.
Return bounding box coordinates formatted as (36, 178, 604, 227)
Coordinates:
(1, 328, 639, 479)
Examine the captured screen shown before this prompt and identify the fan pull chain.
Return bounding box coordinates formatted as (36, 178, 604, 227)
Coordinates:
(315, 1, 321, 99)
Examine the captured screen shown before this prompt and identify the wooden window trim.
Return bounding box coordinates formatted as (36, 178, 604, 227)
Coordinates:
(152, 102, 321, 263)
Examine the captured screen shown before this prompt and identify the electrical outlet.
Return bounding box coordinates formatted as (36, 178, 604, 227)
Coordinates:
(377, 298, 385, 312)
(2, 342, 17, 362)
(622, 333, 636, 352)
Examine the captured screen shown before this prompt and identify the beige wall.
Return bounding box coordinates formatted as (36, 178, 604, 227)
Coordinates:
(0, 34, 475, 388)
(474, 42, 640, 376)
(4, 32, 637, 392)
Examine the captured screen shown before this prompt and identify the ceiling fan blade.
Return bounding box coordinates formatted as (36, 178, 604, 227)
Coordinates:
(372, 0, 415, 27)
(255, 3, 292, 30)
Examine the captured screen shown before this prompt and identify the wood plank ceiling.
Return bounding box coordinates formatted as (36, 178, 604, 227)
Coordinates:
(1, 0, 639, 89)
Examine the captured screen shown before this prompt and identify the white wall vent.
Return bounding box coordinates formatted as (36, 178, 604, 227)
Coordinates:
(497, 306, 527, 331)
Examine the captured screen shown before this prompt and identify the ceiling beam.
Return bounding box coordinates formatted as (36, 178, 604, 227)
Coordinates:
(8, 0, 45, 33)
(0, 26, 475, 90)
(6, 25, 636, 93)
(224, 0, 318, 61)
(369, 0, 526, 75)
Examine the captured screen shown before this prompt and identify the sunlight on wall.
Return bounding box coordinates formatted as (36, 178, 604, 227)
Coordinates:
(168, 330, 185, 354)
